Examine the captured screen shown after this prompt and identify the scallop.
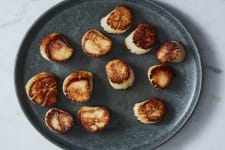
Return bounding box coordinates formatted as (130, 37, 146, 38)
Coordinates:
(40, 33, 73, 62)
(133, 98, 166, 123)
(82, 29, 112, 57)
(125, 23, 157, 55)
(156, 41, 186, 63)
(25, 72, 57, 106)
(45, 108, 74, 133)
(63, 71, 93, 103)
(105, 59, 135, 89)
(147, 64, 174, 89)
(100, 5, 133, 34)
(78, 106, 110, 132)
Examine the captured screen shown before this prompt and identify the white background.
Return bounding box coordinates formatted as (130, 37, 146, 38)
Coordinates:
(1, 0, 225, 149)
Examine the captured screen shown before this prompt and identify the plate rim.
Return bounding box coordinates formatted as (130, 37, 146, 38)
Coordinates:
(14, 0, 202, 149)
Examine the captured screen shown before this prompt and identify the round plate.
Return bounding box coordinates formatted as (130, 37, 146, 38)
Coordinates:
(15, 0, 202, 149)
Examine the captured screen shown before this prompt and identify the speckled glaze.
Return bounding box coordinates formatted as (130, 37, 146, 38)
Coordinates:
(14, 0, 202, 150)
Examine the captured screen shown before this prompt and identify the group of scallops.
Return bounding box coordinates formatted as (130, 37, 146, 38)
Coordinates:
(25, 6, 186, 133)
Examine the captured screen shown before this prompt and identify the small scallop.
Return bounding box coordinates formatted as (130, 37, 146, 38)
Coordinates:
(156, 41, 186, 63)
(45, 108, 74, 133)
(82, 29, 112, 57)
(100, 5, 133, 34)
(25, 72, 57, 106)
(40, 33, 73, 62)
(133, 98, 166, 123)
(63, 71, 93, 103)
(125, 23, 157, 55)
(105, 59, 135, 89)
(78, 106, 110, 132)
(147, 64, 174, 89)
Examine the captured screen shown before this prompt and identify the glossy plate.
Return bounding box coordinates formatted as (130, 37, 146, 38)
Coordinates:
(15, 0, 202, 149)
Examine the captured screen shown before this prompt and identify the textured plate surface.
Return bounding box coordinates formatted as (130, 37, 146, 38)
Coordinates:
(15, 0, 202, 149)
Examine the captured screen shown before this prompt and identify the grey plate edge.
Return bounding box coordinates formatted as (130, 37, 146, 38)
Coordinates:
(142, 0, 203, 149)
(13, 0, 202, 150)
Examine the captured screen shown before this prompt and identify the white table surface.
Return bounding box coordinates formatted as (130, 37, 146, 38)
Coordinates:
(1, 0, 225, 149)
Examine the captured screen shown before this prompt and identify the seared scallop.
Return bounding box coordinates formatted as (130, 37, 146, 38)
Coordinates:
(25, 72, 57, 106)
(40, 33, 73, 62)
(78, 106, 110, 132)
(133, 98, 166, 123)
(45, 108, 74, 133)
(105, 59, 135, 89)
(101, 5, 133, 34)
(147, 64, 174, 89)
(125, 23, 157, 55)
(63, 71, 93, 103)
(156, 41, 186, 63)
(82, 29, 112, 57)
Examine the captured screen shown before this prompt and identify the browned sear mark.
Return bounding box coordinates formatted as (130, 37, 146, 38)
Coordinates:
(106, 60, 130, 84)
(156, 41, 179, 63)
(40, 33, 73, 62)
(78, 106, 110, 132)
(133, 23, 156, 49)
(46, 35, 72, 61)
(63, 71, 93, 103)
(45, 108, 74, 133)
(150, 65, 174, 89)
(138, 98, 165, 123)
(107, 6, 133, 30)
(26, 73, 57, 106)
(82, 29, 112, 57)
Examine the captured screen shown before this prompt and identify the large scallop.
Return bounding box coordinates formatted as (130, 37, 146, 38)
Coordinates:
(63, 71, 93, 103)
(40, 33, 73, 62)
(105, 59, 135, 89)
(25, 72, 57, 106)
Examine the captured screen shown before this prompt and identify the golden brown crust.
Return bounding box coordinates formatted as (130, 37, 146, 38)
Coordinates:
(82, 29, 112, 57)
(156, 41, 183, 63)
(107, 6, 133, 31)
(136, 98, 165, 123)
(133, 23, 157, 50)
(25, 72, 57, 106)
(105, 59, 130, 84)
(148, 65, 174, 89)
(40, 33, 73, 62)
(45, 108, 74, 133)
(63, 71, 93, 103)
(78, 106, 110, 132)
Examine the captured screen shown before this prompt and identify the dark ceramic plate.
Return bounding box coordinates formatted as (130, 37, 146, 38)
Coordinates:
(15, 0, 202, 149)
